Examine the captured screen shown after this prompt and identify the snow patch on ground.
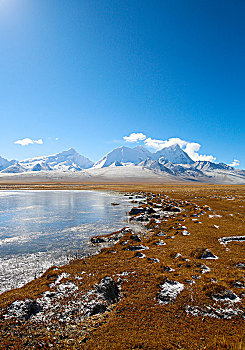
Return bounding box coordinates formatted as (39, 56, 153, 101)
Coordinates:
(4, 276, 120, 325)
(219, 236, 245, 245)
(158, 280, 184, 304)
(155, 240, 166, 246)
(212, 290, 240, 303)
(200, 264, 211, 274)
(182, 230, 190, 236)
(186, 305, 244, 319)
(49, 272, 70, 288)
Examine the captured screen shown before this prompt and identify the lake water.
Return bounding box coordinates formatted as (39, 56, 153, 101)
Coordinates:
(0, 190, 134, 294)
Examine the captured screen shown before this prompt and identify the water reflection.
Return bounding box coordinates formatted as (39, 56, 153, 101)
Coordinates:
(0, 190, 133, 293)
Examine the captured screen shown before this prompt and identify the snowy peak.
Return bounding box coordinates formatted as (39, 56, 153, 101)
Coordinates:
(1, 162, 26, 174)
(0, 156, 14, 170)
(0, 149, 94, 173)
(133, 145, 152, 154)
(154, 144, 194, 164)
(193, 161, 234, 171)
(139, 158, 173, 174)
(0, 145, 244, 185)
(94, 143, 194, 168)
(93, 146, 152, 168)
(19, 148, 94, 171)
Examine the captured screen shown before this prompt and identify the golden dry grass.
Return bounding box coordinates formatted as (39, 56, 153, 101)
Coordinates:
(0, 183, 244, 349)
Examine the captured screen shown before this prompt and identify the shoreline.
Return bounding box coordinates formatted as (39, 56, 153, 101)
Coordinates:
(0, 184, 244, 349)
(0, 182, 244, 192)
(0, 189, 136, 295)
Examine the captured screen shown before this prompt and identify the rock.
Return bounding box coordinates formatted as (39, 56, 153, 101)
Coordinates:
(158, 279, 184, 304)
(146, 207, 156, 214)
(212, 289, 240, 303)
(156, 231, 166, 236)
(125, 245, 149, 251)
(134, 252, 145, 258)
(91, 237, 106, 243)
(95, 277, 120, 304)
(163, 205, 181, 212)
(132, 214, 150, 222)
(154, 240, 166, 246)
(5, 299, 42, 321)
(162, 266, 174, 272)
(182, 230, 190, 236)
(147, 257, 160, 263)
(129, 207, 145, 215)
(185, 279, 195, 285)
(199, 264, 211, 274)
(151, 213, 161, 219)
(185, 305, 244, 319)
(86, 302, 107, 316)
(191, 248, 218, 260)
(130, 234, 141, 242)
(231, 281, 245, 289)
(154, 204, 162, 208)
(235, 263, 245, 269)
(219, 236, 245, 245)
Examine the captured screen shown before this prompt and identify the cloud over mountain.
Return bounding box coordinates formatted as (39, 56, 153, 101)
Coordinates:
(0, 145, 244, 184)
(228, 159, 240, 167)
(123, 133, 216, 162)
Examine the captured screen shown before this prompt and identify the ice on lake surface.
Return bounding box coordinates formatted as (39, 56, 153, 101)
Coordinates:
(0, 190, 134, 294)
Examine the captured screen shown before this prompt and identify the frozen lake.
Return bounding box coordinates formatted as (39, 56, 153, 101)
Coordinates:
(0, 190, 133, 294)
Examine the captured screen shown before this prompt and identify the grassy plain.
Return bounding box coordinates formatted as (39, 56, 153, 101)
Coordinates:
(0, 183, 244, 349)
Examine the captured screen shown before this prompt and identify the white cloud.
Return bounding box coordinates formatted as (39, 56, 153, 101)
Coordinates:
(14, 138, 43, 146)
(228, 159, 240, 167)
(144, 137, 188, 150)
(123, 132, 146, 143)
(144, 136, 216, 162)
(184, 142, 216, 162)
(55, 138, 59, 141)
(123, 132, 217, 162)
(144, 137, 165, 149)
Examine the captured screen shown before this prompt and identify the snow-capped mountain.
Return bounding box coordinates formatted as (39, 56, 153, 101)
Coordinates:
(1, 162, 26, 173)
(0, 156, 15, 171)
(0, 144, 244, 184)
(139, 157, 245, 183)
(94, 144, 195, 168)
(139, 158, 204, 178)
(154, 144, 194, 164)
(93, 146, 152, 168)
(139, 158, 173, 174)
(192, 161, 233, 171)
(1, 148, 94, 173)
(20, 148, 94, 171)
(19, 148, 94, 172)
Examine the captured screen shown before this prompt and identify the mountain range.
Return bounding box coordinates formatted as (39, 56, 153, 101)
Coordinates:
(0, 148, 93, 173)
(0, 145, 244, 184)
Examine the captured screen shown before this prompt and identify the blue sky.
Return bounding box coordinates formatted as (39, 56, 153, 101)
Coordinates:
(0, 0, 244, 167)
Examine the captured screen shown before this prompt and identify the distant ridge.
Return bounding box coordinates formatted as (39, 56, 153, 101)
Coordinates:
(1, 148, 94, 173)
(93, 145, 152, 168)
(153, 144, 194, 164)
(0, 144, 244, 184)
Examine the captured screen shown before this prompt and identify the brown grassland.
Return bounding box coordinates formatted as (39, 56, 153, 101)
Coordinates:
(0, 183, 244, 349)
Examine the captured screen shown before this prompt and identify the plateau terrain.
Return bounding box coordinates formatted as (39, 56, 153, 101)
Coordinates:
(0, 145, 245, 184)
(0, 183, 244, 349)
